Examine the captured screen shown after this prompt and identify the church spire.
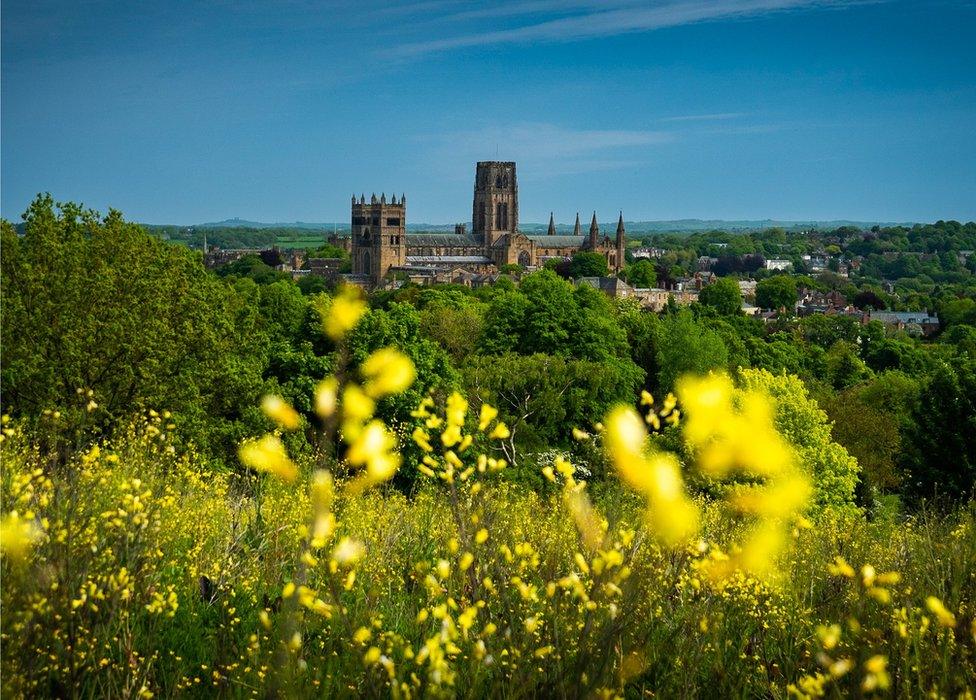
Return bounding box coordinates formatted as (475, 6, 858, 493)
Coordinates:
(573, 212, 581, 237)
(614, 211, 626, 274)
(589, 211, 599, 249)
(547, 212, 556, 236)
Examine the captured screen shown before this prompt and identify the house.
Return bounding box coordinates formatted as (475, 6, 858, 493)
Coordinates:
(869, 311, 940, 337)
(632, 247, 666, 259)
(576, 276, 635, 299)
(738, 279, 757, 297)
(631, 287, 699, 311)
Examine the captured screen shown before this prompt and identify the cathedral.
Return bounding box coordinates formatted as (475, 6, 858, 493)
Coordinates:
(348, 162, 626, 286)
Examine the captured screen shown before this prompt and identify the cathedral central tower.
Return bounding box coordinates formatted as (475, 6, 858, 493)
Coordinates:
(472, 161, 518, 246)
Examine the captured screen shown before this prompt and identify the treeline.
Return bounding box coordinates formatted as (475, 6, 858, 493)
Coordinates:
(144, 224, 334, 250)
(2, 197, 974, 508)
(644, 220, 976, 258)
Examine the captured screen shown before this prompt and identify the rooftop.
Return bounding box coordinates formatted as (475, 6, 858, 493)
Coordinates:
(527, 235, 587, 247)
(405, 255, 493, 265)
(406, 233, 482, 247)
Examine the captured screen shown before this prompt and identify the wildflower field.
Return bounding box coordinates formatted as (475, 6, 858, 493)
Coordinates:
(2, 287, 974, 699)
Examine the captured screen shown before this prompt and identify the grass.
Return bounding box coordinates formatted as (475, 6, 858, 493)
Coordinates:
(2, 412, 974, 698)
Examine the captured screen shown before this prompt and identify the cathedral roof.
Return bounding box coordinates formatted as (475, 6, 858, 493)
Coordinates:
(405, 255, 493, 265)
(406, 233, 482, 247)
(526, 235, 586, 247)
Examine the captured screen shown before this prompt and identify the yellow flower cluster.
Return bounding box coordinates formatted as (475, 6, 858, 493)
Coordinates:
(605, 405, 699, 547)
(677, 374, 812, 580)
(323, 284, 368, 341)
(411, 393, 509, 484)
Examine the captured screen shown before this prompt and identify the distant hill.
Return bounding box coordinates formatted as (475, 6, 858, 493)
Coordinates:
(195, 218, 332, 230)
(154, 218, 917, 234)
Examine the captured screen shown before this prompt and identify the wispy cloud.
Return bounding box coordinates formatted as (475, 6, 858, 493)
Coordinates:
(390, 0, 875, 57)
(416, 122, 672, 178)
(660, 112, 747, 122)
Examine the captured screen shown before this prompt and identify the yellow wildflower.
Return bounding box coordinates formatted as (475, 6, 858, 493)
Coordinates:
(315, 377, 338, 418)
(828, 556, 855, 578)
(346, 420, 399, 483)
(861, 655, 889, 692)
(238, 435, 298, 482)
(489, 422, 510, 440)
(324, 286, 367, 340)
(0, 512, 39, 561)
(261, 395, 300, 431)
(925, 596, 957, 628)
(478, 403, 498, 431)
(361, 347, 416, 398)
(605, 406, 698, 546)
(341, 385, 375, 435)
(332, 537, 364, 566)
(310, 470, 335, 548)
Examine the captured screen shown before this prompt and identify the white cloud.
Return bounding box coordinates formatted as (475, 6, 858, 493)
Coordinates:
(659, 112, 747, 122)
(390, 0, 875, 57)
(417, 122, 672, 178)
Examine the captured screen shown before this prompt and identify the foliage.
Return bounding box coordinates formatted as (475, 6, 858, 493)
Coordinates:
(463, 353, 642, 461)
(756, 275, 798, 311)
(566, 251, 610, 278)
(826, 341, 872, 389)
(216, 253, 291, 284)
(481, 270, 634, 365)
(819, 389, 902, 494)
(306, 242, 350, 260)
(900, 356, 976, 505)
(656, 310, 729, 391)
(698, 277, 743, 315)
(0, 196, 270, 461)
(2, 395, 973, 697)
(622, 259, 657, 288)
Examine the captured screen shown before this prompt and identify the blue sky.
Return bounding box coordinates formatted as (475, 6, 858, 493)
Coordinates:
(2, 0, 975, 225)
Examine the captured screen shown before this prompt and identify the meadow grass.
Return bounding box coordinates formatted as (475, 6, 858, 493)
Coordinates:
(1, 414, 973, 698)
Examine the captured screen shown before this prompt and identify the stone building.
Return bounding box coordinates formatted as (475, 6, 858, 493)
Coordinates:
(350, 161, 626, 286)
(350, 192, 407, 282)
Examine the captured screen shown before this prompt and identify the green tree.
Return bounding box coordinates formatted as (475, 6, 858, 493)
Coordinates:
(623, 259, 657, 288)
(480, 270, 636, 366)
(819, 390, 902, 494)
(420, 304, 486, 362)
(939, 298, 976, 328)
(900, 357, 976, 505)
(656, 311, 729, 392)
(755, 276, 797, 312)
(567, 251, 610, 278)
(217, 254, 289, 284)
(1, 196, 271, 459)
(800, 314, 862, 349)
(297, 275, 330, 296)
(698, 278, 743, 315)
(463, 353, 642, 466)
(825, 341, 872, 389)
(940, 324, 976, 356)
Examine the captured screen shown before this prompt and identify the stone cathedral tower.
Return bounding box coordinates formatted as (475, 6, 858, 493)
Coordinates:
(472, 161, 518, 246)
(351, 192, 406, 281)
